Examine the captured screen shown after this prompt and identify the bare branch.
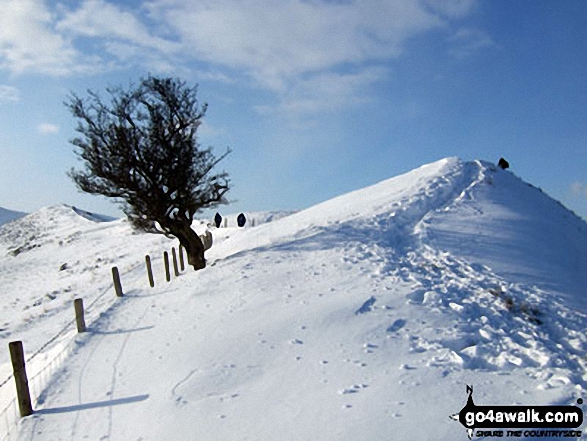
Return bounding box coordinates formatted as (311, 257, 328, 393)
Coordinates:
(66, 75, 231, 270)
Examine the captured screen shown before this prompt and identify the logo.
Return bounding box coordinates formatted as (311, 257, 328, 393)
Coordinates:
(450, 385, 584, 439)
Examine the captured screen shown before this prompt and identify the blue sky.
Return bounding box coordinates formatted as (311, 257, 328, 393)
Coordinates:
(0, 0, 586, 220)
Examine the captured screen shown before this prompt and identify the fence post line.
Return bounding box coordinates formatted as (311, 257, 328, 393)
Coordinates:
(8, 341, 33, 417)
(164, 251, 171, 282)
(74, 299, 87, 333)
(172, 247, 180, 277)
(112, 266, 124, 297)
(145, 255, 155, 288)
(179, 244, 185, 271)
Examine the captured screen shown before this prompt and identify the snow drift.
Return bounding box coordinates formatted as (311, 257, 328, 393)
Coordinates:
(0, 158, 585, 441)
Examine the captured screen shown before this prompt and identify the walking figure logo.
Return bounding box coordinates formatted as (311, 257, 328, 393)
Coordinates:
(449, 385, 475, 439)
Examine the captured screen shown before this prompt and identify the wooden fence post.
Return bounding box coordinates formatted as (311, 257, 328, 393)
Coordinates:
(179, 245, 185, 271)
(112, 266, 123, 297)
(172, 247, 179, 277)
(145, 255, 155, 288)
(164, 251, 171, 282)
(74, 299, 86, 333)
(8, 341, 33, 417)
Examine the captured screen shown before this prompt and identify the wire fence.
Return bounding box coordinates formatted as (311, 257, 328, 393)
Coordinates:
(0, 253, 157, 441)
(0, 398, 17, 441)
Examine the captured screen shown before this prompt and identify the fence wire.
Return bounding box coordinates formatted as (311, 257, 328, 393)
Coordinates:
(0, 257, 150, 441)
(0, 245, 180, 441)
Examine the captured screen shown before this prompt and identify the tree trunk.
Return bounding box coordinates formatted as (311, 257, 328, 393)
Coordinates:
(167, 221, 206, 270)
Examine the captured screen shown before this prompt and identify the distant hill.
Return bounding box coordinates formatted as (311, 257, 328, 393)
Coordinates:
(0, 206, 26, 226)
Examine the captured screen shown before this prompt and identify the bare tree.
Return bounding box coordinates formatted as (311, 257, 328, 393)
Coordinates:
(66, 75, 230, 270)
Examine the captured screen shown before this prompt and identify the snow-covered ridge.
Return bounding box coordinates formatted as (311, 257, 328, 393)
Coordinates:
(212, 157, 587, 301)
(421, 159, 587, 302)
(1, 157, 586, 441)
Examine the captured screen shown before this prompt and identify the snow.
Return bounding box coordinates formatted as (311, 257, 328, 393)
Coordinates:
(421, 160, 587, 304)
(0, 158, 585, 440)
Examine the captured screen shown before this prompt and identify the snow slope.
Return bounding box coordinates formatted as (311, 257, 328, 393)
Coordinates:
(420, 160, 587, 304)
(1, 158, 585, 440)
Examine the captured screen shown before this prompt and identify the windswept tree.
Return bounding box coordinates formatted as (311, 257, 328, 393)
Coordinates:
(67, 75, 230, 270)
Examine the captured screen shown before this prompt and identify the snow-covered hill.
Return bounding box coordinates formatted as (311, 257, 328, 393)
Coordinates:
(1, 158, 585, 440)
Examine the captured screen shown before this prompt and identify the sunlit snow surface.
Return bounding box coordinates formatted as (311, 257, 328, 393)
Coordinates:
(0, 158, 585, 440)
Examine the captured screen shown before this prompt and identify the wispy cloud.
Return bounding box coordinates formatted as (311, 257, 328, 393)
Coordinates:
(448, 28, 495, 59)
(256, 66, 389, 117)
(56, 0, 181, 60)
(0, 0, 82, 75)
(424, 0, 478, 18)
(150, 0, 449, 90)
(0, 0, 480, 78)
(147, 0, 472, 117)
(0, 85, 20, 103)
(0, 0, 174, 76)
(571, 182, 587, 199)
(38, 122, 60, 134)
(0, 0, 485, 116)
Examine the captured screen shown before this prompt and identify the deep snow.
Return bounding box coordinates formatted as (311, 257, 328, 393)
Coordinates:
(0, 157, 585, 440)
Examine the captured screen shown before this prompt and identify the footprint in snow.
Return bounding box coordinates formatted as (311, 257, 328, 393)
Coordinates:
(386, 319, 406, 333)
(175, 396, 188, 407)
(355, 296, 376, 315)
(406, 290, 425, 305)
(339, 384, 369, 395)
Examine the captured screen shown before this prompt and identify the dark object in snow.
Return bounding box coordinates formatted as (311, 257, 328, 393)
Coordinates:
(498, 158, 509, 169)
(355, 296, 376, 315)
(237, 213, 246, 227)
(214, 212, 222, 228)
(59, 263, 68, 271)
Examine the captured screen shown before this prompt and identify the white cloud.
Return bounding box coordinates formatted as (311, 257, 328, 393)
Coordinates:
(0, 0, 485, 116)
(38, 123, 60, 134)
(448, 28, 495, 59)
(259, 66, 389, 116)
(0, 0, 483, 79)
(424, 0, 477, 18)
(0, 85, 20, 103)
(144, 0, 485, 117)
(571, 182, 587, 199)
(150, 0, 448, 90)
(0, 0, 177, 76)
(56, 0, 180, 55)
(0, 0, 82, 75)
(197, 120, 229, 141)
